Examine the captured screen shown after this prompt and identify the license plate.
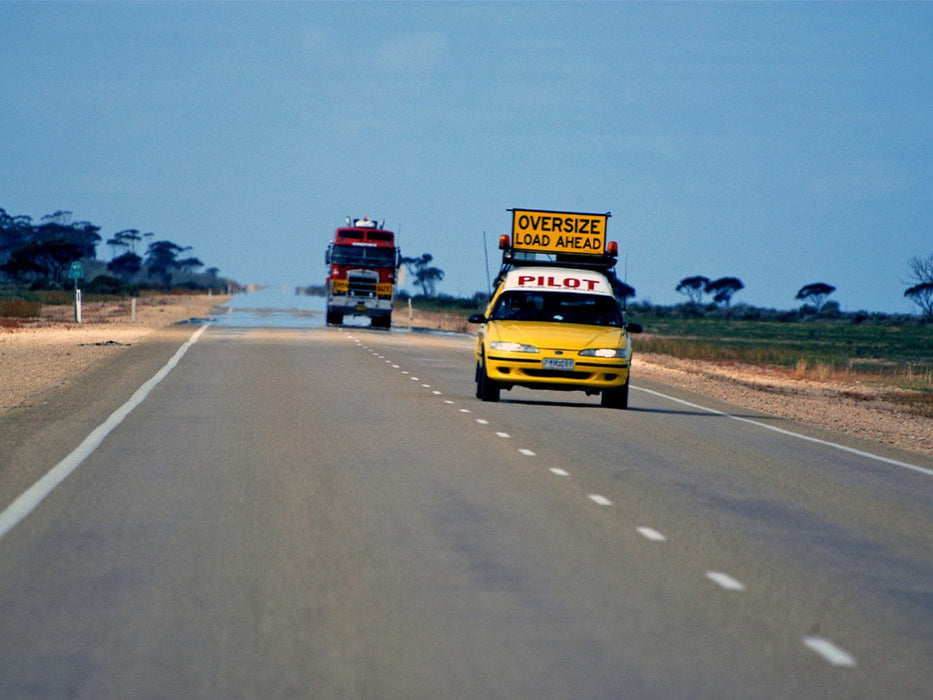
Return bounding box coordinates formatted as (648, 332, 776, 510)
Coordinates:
(542, 358, 574, 371)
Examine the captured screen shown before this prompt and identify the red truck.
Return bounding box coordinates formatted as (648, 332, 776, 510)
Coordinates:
(325, 217, 400, 328)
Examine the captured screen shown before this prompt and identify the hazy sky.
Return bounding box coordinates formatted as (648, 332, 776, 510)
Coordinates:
(2, 2, 931, 313)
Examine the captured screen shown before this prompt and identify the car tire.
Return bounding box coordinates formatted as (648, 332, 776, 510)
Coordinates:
(326, 312, 343, 325)
(601, 377, 629, 409)
(476, 359, 501, 402)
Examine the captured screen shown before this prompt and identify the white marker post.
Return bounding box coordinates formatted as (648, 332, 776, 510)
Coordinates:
(68, 261, 84, 324)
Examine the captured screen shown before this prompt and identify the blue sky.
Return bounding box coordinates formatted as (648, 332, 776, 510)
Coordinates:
(2, 1, 931, 313)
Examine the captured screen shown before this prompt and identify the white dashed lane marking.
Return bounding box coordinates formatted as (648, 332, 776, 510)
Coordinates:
(361, 338, 864, 670)
(803, 637, 857, 667)
(706, 571, 746, 591)
(637, 527, 666, 542)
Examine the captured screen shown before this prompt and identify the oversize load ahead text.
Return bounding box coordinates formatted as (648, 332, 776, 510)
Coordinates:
(511, 209, 608, 255)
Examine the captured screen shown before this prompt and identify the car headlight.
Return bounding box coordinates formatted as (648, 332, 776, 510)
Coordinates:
(578, 347, 628, 358)
(489, 341, 539, 353)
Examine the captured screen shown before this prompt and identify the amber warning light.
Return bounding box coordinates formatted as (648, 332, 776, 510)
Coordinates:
(510, 208, 609, 256)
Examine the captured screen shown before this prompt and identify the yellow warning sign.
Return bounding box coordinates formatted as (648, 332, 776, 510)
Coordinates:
(510, 209, 608, 256)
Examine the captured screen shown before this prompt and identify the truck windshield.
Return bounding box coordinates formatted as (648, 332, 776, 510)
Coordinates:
(490, 291, 622, 327)
(330, 246, 396, 267)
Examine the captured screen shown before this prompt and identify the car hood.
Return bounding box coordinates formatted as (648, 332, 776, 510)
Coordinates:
(488, 321, 624, 350)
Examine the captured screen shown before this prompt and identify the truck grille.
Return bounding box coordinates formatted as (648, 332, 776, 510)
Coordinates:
(347, 271, 378, 297)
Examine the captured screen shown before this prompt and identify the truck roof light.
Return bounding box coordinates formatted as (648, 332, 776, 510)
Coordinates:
(499, 234, 511, 250)
(607, 241, 618, 257)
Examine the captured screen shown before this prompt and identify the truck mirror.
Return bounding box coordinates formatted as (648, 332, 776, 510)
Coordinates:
(468, 313, 487, 324)
(626, 322, 643, 334)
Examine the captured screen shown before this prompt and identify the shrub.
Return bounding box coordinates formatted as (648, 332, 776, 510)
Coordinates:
(85, 275, 125, 295)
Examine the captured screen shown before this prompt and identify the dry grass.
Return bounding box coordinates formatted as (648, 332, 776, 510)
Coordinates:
(0, 299, 42, 318)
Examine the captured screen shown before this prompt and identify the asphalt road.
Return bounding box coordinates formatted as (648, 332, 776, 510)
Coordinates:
(1, 321, 931, 698)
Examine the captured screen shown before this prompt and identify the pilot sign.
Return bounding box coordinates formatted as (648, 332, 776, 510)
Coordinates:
(510, 208, 609, 256)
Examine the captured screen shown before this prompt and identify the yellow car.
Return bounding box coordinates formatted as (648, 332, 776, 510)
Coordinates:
(469, 266, 642, 408)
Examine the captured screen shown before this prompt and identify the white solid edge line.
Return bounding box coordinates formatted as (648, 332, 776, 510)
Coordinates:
(632, 385, 933, 478)
(802, 637, 857, 667)
(0, 324, 210, 541)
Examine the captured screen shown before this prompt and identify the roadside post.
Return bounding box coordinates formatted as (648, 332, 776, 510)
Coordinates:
(68, 261, 85, 323)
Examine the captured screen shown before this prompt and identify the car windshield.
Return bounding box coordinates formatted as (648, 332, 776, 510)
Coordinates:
(489, 291, 622, 327)
(330, 246, 396, 267)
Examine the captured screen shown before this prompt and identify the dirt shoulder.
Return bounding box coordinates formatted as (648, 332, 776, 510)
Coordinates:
(0, 294, 226, 413)
(632, 354, 932, 458)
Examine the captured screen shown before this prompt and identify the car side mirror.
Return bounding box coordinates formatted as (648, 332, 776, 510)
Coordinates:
(626, 322, 643, 334)
(468, 313, 487, 324)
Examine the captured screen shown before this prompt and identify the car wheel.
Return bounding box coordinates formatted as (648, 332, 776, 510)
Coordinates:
(476, 359, 501, 402)
(601, 377, 629, 409)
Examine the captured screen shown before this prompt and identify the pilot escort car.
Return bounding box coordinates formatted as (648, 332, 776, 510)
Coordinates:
(469, 208, 642, 409)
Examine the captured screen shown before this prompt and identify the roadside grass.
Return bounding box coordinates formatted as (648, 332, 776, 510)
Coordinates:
(631, 315, 933, 417)
(0, 299, 42, 319)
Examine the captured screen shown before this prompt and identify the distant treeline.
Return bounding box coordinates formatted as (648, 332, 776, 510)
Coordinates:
(0, 207, 237, 294)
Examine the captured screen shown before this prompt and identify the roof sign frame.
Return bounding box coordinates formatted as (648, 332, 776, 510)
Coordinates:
(509, 208, 610, 257)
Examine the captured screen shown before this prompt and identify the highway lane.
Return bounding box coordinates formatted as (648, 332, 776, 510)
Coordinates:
(0, 322, 931, 698)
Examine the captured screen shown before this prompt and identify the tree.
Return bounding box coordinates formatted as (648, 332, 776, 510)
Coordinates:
(706, 277, 744, 309)
(0, 209, 32, 257)
(401, 253, 445, 296)
(0, 238, 84, 284)
(676, 275, 710, 305)
(905, 282, 933, 321)
(107, 251, 143, 281)
(795, 282, 836, 313)
(176, 256, 204, 274)
(612, 279, 636, 304)
(106, 229, 141, 256)
(905, 253, 933, 321)
(907, 253, 933, 284)
(144, 239, 191, 287)
(34, 211, 100, 258)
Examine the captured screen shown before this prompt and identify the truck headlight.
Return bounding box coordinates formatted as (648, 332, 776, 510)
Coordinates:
(490, 341, 538, 353)
(579, 347, 628, 358)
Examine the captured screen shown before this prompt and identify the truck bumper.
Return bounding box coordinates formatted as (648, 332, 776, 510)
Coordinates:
(327, 296, 393, 317)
